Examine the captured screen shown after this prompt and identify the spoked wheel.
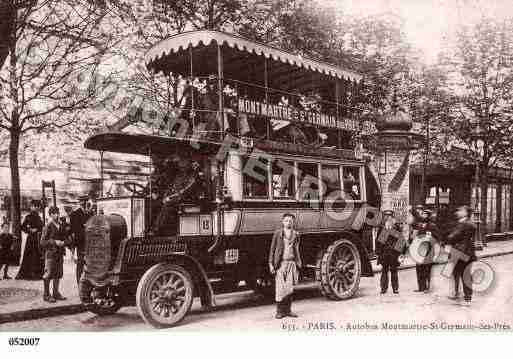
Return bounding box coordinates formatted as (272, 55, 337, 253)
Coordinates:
(136, 263, 194, 328)
(318, 239, 361, 300)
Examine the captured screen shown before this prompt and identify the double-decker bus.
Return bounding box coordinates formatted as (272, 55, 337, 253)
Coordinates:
(81, 30, 380, 328)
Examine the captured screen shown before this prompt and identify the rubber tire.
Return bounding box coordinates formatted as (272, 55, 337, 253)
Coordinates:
(136, 263, 194, 329)
(318, 239, 361, 300)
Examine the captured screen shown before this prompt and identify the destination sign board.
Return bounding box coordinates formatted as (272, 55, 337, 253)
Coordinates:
(237, 98, 375, 133)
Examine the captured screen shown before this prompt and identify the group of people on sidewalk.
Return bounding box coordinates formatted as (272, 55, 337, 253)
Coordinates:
(376, 204, 477, 305)
(0, 197, 92, 303)
(268, 204, 478, 319)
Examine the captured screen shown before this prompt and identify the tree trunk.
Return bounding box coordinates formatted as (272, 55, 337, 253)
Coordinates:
(9, 129, 22, 241)
(207, 1, 215, 29)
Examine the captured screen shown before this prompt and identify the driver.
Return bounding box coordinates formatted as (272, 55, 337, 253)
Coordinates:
(152, 154, 202, 235)
(149, 155, 177, 196)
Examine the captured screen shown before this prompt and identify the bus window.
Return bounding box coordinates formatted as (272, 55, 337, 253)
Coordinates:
(298, 162, 320, 201)
(342, 166, 361, 200)
(272, 160, 296, 199)
(242, 156, 270, 199)
(321, 165, 341, 199)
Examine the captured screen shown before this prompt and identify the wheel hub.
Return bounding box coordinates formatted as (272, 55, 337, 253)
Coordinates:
(335, 260, 348, 278)
(158, 287, 178, 303)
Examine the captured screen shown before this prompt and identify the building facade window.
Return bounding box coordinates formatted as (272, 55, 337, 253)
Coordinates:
(470, 185, 481, 212)
(487, 184, 497, 231)
(501, 184, 511, 232)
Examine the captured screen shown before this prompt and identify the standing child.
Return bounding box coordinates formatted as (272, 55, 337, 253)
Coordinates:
(40, 207, 72, 302)
(0, 223, 14, 279)
(268, 213, 302, 319)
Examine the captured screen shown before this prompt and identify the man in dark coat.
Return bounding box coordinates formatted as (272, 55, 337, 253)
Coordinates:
(410, 206, 438, 293)
(70, 196, 90, 284)
(16, 200, 44, 280)
(154, 156, 202, 235)
(40, 206, 72, 302)
(447, 205, 476, 305)
(376, 210, 405, 294)
(0, 222, 14, 279)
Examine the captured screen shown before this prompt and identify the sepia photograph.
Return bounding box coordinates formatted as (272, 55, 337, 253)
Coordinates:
(0, 0, 512, 351)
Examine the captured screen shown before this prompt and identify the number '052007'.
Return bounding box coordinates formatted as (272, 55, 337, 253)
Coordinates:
(8, 337, 40, 346)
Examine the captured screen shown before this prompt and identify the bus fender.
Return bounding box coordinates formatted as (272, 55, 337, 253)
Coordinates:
(165, 254, 216, 308)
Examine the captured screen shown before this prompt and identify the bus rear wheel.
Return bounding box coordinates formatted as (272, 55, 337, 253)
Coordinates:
(318, 239, 361, 300)
(136, 263, 194, 328)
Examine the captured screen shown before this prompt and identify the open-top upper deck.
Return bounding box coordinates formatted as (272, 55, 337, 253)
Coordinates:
(141, 30, 374, 144)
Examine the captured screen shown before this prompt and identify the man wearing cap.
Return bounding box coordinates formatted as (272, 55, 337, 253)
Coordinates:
(410, 206, 439, 293)
(70, 196, 91, 284)
(40, 206, 72, 302)
(376, 210, 405, 294)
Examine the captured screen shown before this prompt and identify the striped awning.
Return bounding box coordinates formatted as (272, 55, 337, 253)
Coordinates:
(145, 30, 361, 82)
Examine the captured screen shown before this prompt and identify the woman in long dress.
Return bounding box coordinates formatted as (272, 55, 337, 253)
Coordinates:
(16, 201, 44, 280)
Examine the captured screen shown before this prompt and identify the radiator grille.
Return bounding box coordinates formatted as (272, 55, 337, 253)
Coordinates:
(125, 242, 187, 265)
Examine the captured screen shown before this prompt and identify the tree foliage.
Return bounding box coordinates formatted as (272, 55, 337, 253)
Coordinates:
(337, 14, 416, 120)
(442, 18, 513, 166)
(0, 0, 121, 237)
(238, 0, 340, 61)
(435, 17, 513, 229)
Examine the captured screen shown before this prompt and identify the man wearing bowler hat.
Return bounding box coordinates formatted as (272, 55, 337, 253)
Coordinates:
(70, 195, 91, 284)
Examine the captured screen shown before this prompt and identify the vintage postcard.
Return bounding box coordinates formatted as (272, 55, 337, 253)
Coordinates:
(1, 1, 512, 350)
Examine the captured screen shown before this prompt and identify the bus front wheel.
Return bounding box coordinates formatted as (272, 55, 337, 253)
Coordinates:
(136, 263, 194, 328)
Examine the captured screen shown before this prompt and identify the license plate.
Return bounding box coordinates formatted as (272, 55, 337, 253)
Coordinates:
(224, 249, 239, 264)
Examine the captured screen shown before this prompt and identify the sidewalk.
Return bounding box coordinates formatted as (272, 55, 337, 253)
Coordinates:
(371, 239, 513, 273)
(1, 240, 513, 325)
(0, 256, 83, 324)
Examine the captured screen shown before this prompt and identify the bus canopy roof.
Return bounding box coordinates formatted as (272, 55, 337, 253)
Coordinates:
(84, 132, 363, 161)
(84, 132, 221, 156)
(144, 30, 361, 83)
